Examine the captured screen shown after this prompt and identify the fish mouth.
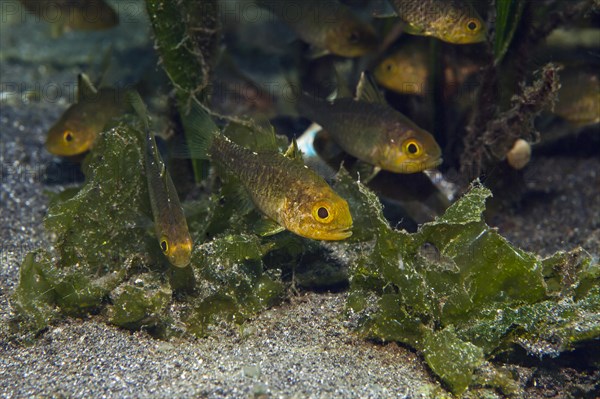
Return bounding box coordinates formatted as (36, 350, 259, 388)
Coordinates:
(424, 157, 443, 170)
(322, 226, 353, 241)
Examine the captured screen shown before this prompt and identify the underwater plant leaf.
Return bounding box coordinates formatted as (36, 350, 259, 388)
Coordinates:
(10, 251, 60, 339)
(183, 234, 284, 337)
(145, 0, 219, 181)
(494, 0, 526, 64)
(343, 179, 599, 394)
(11, 123, 147, 334)
(108, 273, 173, 331)
(421, 326, 485, 394)
(332, 167, 391, 241)
(144, 0, 218, 103)
(44, 123, 150, 275)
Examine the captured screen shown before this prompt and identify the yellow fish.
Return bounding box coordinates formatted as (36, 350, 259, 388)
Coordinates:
(374, 40, 482, 96)
(554, 69, 600, 126)
(374, 42, 429, 96)
(297, 72, 442, 174)
(183, 101, 353, 241)
(387, 0, 486, 44)
(46, 74, 128, 156)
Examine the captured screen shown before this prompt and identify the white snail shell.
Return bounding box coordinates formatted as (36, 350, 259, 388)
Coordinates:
(506, 139, 531, 170)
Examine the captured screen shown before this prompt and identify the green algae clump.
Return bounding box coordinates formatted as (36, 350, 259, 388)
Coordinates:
(11, 121, 285, 341)
(337, 170, 600, 394)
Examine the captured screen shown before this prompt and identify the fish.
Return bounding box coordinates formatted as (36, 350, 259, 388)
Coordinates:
(128, 92, 193, 268)
(374, 40, 482, 96)
(210, 53, 276, 118)
(19, 0, 118, 37)
(554, 69, 600, 126)
(297, 71, 442, 174)
(46, 73, 128, 156)
(386, 0, 486, 44)
(374, 41, 429, 95)
(182, 101, 353, 241)
(256, 0, 378, 57)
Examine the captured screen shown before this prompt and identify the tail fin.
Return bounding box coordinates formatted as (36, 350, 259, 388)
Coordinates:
(179, 98, 221, 160)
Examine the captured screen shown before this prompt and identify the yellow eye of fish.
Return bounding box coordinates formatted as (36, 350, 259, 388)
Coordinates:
(312, 203, 333, 224)
(63, 130, 74, 143)
(385, 62, 395, 72)
(466, 19, 480, 32)
(160, 238, 169, 254)
(403, 139, 422, 158)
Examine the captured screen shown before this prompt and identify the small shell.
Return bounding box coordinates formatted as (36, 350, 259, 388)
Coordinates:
(506, 139, 531, 170)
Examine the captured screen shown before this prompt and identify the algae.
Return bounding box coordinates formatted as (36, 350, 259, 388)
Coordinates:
(145, 0, 219, 180)
(11, 121, 285, 341)
(337, 170, 599, 394)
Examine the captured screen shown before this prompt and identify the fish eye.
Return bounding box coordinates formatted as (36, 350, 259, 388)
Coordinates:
(312, 203, 333, 224)
(63, 130, 74, 143)
(348, 31, 360, 44)
(403, 139, 422, 158)
(466, 19, 479, 31)
(318, 207, 329, 219)
(385, 62, 395, 72)
(160, 238, 169, 254)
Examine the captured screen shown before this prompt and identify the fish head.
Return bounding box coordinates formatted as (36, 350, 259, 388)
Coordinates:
(381, 128, 443, 173)
(45, 106, 97, 156)
(438, 11, 487, 44)
(326, 21, 378, 57)
(282, 188, 353, 241)
(374, 53, 428, 95)
(158, 228, 193, 268)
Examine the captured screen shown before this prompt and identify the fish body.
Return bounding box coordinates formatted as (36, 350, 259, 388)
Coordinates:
(554, 70, 600, 126)
(209, 135, 352, 240)
(127, 90, 193, 267)
(46, 78, 127, 156)
(388, 0, 486, 44)
(256, 0, 377, 57)
(144, 127, 193, 268)
(297, 95, 442, 173)
(374, 40, 481, 96)
(19, 0, 118, 35)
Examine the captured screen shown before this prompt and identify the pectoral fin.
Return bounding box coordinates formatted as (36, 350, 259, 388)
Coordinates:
(254, 217, 285, 237)
(403, 23, 426, 36)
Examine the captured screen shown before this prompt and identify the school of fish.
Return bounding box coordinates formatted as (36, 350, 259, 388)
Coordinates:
(42, 0, 598, 266)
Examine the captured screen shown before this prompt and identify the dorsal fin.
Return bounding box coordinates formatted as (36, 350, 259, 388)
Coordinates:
(222, 118, 280, 152)
(356, 71, 386, 104)
(77, 73, 98, 102)
(96, 45, 113, 88)
(284, 138, 303, 161)
(330, 67, 353, 100)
